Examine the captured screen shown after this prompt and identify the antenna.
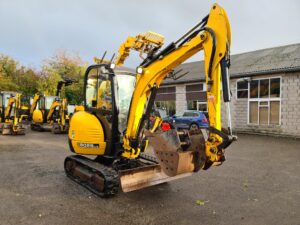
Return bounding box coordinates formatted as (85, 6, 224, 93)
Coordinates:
(100, 51, 107, 64)
(110, 53, 115, 63)
(174, 71, 189, 80)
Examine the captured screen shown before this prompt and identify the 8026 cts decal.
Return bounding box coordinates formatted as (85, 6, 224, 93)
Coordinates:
(78, 143, 99, 148)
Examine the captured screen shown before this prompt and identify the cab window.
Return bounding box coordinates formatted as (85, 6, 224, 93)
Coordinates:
(45, 97, 56, 110)
(86, 66, 112, 111)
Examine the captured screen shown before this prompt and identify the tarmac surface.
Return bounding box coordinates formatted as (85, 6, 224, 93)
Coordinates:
(0, 130, 299, 225)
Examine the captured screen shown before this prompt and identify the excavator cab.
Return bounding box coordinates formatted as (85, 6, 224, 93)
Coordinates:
(85, 64, 136, 134)
(69, 64, 136, 156)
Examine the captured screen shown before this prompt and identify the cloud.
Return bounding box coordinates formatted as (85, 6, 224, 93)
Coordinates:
(0, 0, 299, 68)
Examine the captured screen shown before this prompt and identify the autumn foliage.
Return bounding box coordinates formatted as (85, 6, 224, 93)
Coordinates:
(0, 51, 87, 104)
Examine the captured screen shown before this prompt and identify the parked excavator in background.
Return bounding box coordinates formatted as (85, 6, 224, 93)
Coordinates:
(0, 91, 26, 135)
(30, 79, 75, 134)
(65, 3, 236, 197)
(13, 96, 32, 121)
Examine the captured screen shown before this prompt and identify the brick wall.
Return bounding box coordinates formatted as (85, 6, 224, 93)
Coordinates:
(231, 72, 300, 137)
(281, 72, 300, 136)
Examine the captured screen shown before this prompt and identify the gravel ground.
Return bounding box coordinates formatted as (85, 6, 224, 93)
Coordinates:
(0, 130, 299, 225)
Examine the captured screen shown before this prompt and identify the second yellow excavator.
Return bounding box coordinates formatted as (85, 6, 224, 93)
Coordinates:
(65, 3, 236, 197)
(30, 79, 74, 133)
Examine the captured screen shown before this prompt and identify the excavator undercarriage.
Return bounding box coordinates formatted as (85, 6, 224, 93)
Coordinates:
(0, 123, 25, 135)
(64, 128, 210, 196)
(64, 153, 192, 196)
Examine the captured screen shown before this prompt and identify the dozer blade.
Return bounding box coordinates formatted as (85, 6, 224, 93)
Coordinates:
(2, 123, 12, 135)
(1, 123, 25, 135)
(119, 164, 192, 192)
(65, 154, 192, 196)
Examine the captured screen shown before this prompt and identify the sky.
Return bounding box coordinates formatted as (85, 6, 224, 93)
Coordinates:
(0, 0, 299, 68)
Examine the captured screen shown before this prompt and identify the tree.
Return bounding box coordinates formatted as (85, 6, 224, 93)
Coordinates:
(0, 55, 42, 96)
(0, 51, 87, 104)
(39, 50, 87, 104)
(0, 55, 22, 92)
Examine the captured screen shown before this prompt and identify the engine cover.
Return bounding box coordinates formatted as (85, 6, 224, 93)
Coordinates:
(68, 111, 107, 155)
(32, 110, 44, 123)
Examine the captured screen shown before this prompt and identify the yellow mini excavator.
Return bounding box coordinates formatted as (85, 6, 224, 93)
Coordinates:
(65, 4, 236, 197)
(0, 91, 26, 135)
(31, 79, 74, 133)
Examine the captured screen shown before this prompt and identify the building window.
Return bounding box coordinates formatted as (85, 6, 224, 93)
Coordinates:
(186, 83, 207, 112)
(187, 101, 207, 112)
(155, 101, 176, 116)
(236, 80, 248, 98)
(156, 86, 176, 101)
(155, 86, 176, 116)
(248, 77, 281, 125)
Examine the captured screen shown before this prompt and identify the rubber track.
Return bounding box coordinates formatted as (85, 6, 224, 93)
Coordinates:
(64, 155, 119, 198)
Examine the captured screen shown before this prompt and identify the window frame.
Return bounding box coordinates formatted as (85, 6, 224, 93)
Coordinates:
(197, 101, 207, 112)
(247, 76, 282, 126)
(187, 100, 207, 112)
(185, 82, 206, 92)
(156, 85, 176, 95)
(236, 79, 249, 99)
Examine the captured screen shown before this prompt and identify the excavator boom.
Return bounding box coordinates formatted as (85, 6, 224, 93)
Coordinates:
(121, 4, 234, 170)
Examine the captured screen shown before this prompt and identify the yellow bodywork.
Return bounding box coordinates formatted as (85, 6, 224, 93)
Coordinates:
(115, 31, 164, 66)
(46, 100, 60, 123)
(12, 93, 24, 128)
(30, 94, 40, 116)
(69, 111, 106, 155)
(32, 109, 44, 123)
(75, 105, 84, 112)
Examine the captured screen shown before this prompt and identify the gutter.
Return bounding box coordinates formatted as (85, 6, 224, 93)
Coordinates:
(161, 66, 300, 86)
